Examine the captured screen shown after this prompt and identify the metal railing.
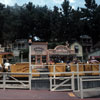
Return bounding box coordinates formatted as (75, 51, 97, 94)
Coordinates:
(31, 63, 100, 91)
(80, 76, 100, 99)
(0, 72, 31, 90)
(0, 63, 100, 99)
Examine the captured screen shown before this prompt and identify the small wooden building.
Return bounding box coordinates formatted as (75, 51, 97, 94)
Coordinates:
(31, 42, 75, 64)
(70, 41, 83, 61)
(31, 42, 48, 64)
(48, 45, 75, 63)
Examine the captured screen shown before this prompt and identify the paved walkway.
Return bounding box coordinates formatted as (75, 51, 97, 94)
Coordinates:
(0, 89, 78, 100)
(0, 89, 100, 100)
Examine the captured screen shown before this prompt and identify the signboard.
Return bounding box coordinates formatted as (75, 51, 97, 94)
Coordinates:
(31, 43, 48, 55)
(49, 45, 75, 55)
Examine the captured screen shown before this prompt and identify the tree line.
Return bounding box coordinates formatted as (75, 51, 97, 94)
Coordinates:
(0, 0, 100, 47)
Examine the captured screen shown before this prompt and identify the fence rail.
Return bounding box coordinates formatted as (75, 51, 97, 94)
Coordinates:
(0, 63, 100, 99)
(80, 76, 100, 99)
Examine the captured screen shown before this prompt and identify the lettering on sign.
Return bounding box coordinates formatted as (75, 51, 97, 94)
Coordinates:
(34, 47, 44, 54)
(56, 47, 67, 51)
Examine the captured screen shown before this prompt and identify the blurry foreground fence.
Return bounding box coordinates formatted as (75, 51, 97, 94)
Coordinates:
(0, 63, 100, 99)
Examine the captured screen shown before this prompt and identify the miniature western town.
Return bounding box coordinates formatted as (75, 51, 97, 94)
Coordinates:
(0, 0, 100, 100)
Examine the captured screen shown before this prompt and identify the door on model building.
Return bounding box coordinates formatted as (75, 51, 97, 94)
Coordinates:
(36, 55, 42, 64)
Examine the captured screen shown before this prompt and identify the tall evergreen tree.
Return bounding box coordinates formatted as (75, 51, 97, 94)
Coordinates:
(0, 3, 5, 43)
(80, 0, 98, 44)
(61, 0, 73, 41)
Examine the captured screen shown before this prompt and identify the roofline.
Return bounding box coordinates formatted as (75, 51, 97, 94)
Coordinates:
(70, 41, 82, 46)
(32, 42, 48, 45)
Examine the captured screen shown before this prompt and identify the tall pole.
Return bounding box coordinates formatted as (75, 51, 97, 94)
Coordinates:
(29, 39, 32, 73)
(29, 45, 31, 73)
(28, 39, 32, 90)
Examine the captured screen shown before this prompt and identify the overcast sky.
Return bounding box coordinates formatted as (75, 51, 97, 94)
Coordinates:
(0, 0, 100, 9)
